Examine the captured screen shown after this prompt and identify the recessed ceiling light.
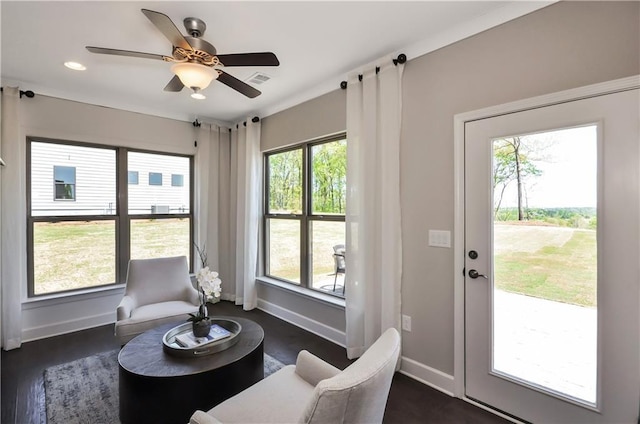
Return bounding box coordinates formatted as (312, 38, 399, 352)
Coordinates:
(64, 61, 86, 71)
(191, 92, 206, 100)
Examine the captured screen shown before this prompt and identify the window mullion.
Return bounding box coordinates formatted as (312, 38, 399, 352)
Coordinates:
(117, 148, 129, 284)
(301, 146, 310, 288)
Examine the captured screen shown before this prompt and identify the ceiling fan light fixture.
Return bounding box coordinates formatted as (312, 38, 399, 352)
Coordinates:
(171, 62, 217, 90)
(190, 88, 206, 100)
(64, 61, 86, 71)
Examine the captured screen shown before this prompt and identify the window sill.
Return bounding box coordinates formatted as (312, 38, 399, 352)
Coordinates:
(22, 283, 126, 309)
(256, 276, 345, 310)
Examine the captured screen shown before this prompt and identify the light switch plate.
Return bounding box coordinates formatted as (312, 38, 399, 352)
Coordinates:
(428, 230, 451, 248)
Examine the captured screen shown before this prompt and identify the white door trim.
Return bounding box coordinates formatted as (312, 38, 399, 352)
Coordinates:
(452, 75, 640, 400)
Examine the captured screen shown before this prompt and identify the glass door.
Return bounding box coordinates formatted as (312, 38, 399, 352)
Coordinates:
(464, 88, 639, 423)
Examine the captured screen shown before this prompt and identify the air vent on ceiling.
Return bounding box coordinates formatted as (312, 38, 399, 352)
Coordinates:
(246, 72, 271, 85)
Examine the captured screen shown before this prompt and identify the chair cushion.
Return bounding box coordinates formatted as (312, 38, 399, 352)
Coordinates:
(125, 256, 195, 306)
(205, 365, 316, 423)
(115, 300, 199, 344)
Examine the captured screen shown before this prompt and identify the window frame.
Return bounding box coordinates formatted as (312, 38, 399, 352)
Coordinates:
(128, 170, 139, 185)
(26, 137, 194, 298)
(171, 174, 184, 187)
(53, 165, 76, 201)
(148, 172, 163, 186)
(263, 133, 346, 298)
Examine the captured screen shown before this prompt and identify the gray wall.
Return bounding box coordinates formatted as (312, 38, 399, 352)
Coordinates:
(258, 1, 640, 376)
(262, 88, 346, 150)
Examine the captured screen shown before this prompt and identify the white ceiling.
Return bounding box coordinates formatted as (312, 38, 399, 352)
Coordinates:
(1, 1, 550, 125)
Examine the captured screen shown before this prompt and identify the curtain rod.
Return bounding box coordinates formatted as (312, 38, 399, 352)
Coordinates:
(340, 53, 406, 89)
(236, 116, 260, 129)
(0, 87, 36, 98)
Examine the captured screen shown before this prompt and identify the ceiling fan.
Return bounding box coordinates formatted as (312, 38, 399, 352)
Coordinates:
(86, 9, 279, 99)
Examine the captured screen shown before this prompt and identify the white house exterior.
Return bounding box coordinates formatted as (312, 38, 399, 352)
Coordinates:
(30, 141, 190, 216)
(127, 151, 190, 215)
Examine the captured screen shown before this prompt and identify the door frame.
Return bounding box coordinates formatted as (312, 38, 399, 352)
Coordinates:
(452, 75, 640, 416)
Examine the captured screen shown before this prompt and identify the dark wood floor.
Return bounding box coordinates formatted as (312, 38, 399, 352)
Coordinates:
(2, 300, 507, 424)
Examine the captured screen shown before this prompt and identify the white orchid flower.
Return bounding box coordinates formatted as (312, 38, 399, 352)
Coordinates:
(197, 267, 222, 301)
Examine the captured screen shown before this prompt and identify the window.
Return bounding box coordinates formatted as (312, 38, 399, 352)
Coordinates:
(171, 174, 184, 187)
(27, 138, 193, 297)
(128, 152, 191, 261)
(128, 171, 139, 185)
(264, 135, 346, 297)
(53, 166, 76, 200)
(149, 172, 163, 186)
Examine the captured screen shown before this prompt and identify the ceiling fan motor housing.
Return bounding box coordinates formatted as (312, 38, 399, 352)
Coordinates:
(184, 17, 206, 38)
(173, 37, 218, 65)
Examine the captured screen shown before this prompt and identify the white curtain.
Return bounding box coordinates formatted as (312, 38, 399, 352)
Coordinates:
(194, 124, 221, 273)
(228, 119, 262, 310)
(1, 87, 25, 350)
(345, 58, 404, 359)
(216, 128, 233, 300)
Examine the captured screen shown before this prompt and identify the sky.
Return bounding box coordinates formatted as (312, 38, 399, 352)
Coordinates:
(496, 125, 597, 209)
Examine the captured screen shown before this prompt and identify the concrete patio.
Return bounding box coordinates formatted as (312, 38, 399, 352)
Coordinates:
(493, 289, 597, 404)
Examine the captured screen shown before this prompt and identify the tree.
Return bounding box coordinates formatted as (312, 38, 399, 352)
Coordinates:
(493, 136, 542, 220)
(267, 140, 346, 215)
(311, 141, 346, 214)
(269, 150, 302, 213)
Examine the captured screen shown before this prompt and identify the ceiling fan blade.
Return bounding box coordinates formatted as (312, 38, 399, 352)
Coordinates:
(86, 46, 167, 61)
(141, 9, 193, 51)
(164, 75, 184, 92)
(217, 52, 280, 67)
(217, 71, 261, 98)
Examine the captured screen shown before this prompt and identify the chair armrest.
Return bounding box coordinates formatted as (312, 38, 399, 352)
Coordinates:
(294, 350, 341, 386)
(189, 410, 222, 424)
(116, 295, 135, 321)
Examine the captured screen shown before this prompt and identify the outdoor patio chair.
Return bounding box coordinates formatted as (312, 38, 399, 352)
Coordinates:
(332, 244, 346, 294)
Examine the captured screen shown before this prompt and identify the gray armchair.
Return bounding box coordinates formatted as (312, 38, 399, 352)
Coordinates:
(115, 256, 200, 344)
(189, 327, 401, 424)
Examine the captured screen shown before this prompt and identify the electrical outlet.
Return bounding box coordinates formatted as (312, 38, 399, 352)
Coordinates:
(402, 314, 412, 332)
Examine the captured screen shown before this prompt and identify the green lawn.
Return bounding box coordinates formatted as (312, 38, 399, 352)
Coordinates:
(34, 219, 595, 306)
(266, 219, 345, 289)
(33, 219, 189, 294)
(494, 224, 596, 307)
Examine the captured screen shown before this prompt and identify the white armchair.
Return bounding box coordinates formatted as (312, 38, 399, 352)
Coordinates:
(115, 256, 200, 344)
(189, 327, 401, 424)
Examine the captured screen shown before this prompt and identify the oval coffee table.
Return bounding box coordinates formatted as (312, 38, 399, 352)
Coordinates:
(118, 316, 264, 424)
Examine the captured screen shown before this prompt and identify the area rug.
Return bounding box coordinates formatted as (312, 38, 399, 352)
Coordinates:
(44, 349, 286, 424)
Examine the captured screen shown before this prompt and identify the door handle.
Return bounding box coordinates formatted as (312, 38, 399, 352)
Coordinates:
(468, 269, 488, 279)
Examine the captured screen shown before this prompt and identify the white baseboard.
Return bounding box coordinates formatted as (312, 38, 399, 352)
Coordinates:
(399, 356, 456, 396)
(22, 311, 114, 343)
(256, 298, 457, 397)
(257, 299, 346, 347)
(2, 338, 21, 351)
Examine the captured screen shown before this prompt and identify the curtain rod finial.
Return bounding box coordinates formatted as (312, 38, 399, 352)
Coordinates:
(340, 81, 347, 90)
(393, 54, 407, 66)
